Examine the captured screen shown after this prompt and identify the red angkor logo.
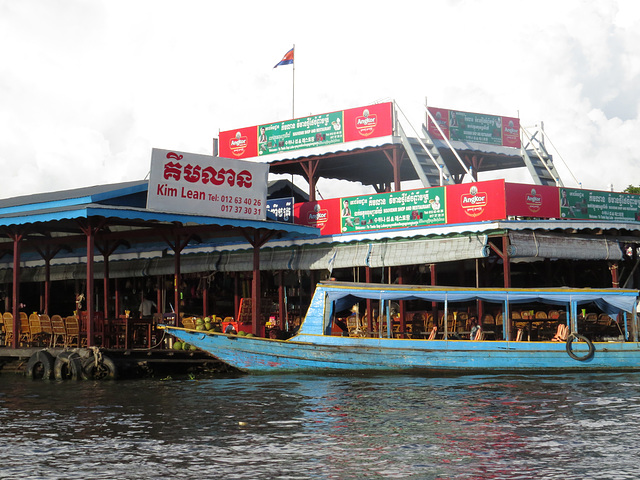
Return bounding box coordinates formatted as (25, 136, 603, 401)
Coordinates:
(460, 186, 488, 217)
(306, 204, 329, 229)
(525, 188, 542, 213)
(355, 109, 378, 137)
(229, 131, 248, 157)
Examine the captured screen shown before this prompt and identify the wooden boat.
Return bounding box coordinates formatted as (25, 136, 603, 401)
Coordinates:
(161, 281, 640, 373)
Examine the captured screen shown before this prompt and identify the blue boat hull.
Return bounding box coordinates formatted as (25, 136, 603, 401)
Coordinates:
(164, 327, 640, 374)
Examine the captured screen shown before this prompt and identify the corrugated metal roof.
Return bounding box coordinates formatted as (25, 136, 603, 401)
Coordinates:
(0, 180, 148, 213)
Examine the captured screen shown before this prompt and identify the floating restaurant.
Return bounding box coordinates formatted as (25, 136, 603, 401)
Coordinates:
(1, 101, 640, 377)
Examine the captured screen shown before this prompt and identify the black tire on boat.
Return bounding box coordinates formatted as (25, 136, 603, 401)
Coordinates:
(25, 350, 55, 380)
(82, 354, 118, 380)
(566, 333, 595, 361)
(53, 351, 83, 380)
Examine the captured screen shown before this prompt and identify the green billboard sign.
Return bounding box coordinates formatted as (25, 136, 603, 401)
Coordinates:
(560, 188, 640, 221)
(340, 188, 446, 233)
(258, 112, 344, 156)
(448, 110, 505, 145)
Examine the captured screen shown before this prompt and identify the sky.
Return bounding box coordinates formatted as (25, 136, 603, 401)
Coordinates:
(2, 0, 640, 201)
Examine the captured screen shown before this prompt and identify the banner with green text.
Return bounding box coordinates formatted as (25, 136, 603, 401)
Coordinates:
(340, 188, 446, 233)
(560, 188, 640, 221)
(427, 107, 520, 148)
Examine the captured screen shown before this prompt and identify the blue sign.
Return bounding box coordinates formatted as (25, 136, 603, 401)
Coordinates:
(266, 197, 294, 223)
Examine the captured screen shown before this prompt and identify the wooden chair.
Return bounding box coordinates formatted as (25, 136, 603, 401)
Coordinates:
(39, 314, 53, 343)
(411, 313, 425, 339)
(596, 314, 612, 326)
(50, 315, 66, 347)
(3, 312, 13, 346)
(28, 313, 44, 346)
(64, 315, 81, 347)
(482, 314, 494, 325)
(346, 315, 365, 337)
(19, 312, 31, 346)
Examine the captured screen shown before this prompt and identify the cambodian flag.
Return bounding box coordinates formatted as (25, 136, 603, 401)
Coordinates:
(274, 48, 294, 68)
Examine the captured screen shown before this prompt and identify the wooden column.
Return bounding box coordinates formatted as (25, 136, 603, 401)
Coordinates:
(383, 145, 404, 192)
(610, 263, 620, 287)
(365, 266, 372, 332)
(9, 230, 24, 349)
(278, 271, 285, 329)
(85, 226, 95, 347)
(300, 159, 320, 202)
(242, 228, 276, 335)
(202, 278, 209, 318)
(34, 245, 63, 315)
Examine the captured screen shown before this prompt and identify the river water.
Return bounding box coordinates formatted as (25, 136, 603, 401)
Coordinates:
(1, 371, 639, 479)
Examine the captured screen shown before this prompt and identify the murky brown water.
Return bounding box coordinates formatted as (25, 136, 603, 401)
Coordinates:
(1, 372, 639, 479)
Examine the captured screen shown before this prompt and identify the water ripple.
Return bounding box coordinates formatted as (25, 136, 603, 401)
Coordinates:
(1, 373, 640, 479)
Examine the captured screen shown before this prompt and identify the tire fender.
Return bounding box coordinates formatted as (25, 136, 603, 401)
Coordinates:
(25, 350, 55, 380)
(53, 351, 83, 380)
(566, 333, 595, 361)
(82, 354, 118, 380)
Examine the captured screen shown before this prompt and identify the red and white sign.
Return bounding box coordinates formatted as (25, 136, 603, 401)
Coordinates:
(343, 102, 393, 141)
(505, 183, 560, 218)
(294, 198, 340, 235)
(147, 148, 268, 220)
(445, 180, 507, 223)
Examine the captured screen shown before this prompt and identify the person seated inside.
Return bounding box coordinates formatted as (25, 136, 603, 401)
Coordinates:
(469, 316, 480, 340)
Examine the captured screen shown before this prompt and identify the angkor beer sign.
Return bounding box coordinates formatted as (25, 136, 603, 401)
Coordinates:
(218, 102, 394, 159)
(427, 107, 521, 148)
(147, 148, 268, 220)
(445, 180, 507, 223)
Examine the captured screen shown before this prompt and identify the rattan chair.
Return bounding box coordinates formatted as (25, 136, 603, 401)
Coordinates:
(39, 314, 53, 346)
(3, 312, 13, 346)
(19, 312, 31, 346)
(28, 313, 45, 346)
(50, 315, 66, 347)
(64, 315, 81, 347)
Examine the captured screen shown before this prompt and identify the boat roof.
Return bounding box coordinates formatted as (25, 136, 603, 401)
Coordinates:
(317, 281, 639, 314)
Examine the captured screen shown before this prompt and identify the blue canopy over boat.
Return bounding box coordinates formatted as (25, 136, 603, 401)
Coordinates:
(320, 281, 638, 316)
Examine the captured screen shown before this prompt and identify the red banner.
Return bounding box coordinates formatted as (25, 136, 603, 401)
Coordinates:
(445, 180, 507, 223)
(343, 102, 393, 142)
(505, 183, 560, 218)
(218, 126, 258, 159)
(294, 198, 341, 236)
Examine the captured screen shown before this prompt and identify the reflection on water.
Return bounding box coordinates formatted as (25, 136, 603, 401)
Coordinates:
(1, 372, 639, 479)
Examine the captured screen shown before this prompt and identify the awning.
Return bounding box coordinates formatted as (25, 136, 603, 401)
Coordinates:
(0, 234, 491, 281)
(508, 231, 623, 260)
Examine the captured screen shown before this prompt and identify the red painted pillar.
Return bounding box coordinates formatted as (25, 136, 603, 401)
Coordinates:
(86, 227, 95, 347)
(11, 233, 21, 349)
(252, 243, 261, 335)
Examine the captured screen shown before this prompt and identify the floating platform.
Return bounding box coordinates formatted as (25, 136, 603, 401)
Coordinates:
(0, 346, 233, 380)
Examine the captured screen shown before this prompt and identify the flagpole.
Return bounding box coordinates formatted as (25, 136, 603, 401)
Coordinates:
(292, 44, 295, 118)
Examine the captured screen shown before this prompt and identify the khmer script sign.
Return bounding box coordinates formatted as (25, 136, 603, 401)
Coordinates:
(147, 148, 268, 220)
